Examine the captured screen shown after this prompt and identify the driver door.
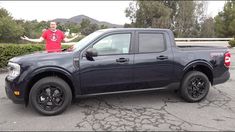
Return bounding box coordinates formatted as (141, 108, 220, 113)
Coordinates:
(79, 32, 135, 94)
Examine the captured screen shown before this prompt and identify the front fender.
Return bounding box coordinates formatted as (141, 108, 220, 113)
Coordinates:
(23, 66, 79, 96)
(27, 66, 73, 80)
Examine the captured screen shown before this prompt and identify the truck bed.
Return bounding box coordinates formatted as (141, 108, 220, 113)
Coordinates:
(177, 45, 228, 51)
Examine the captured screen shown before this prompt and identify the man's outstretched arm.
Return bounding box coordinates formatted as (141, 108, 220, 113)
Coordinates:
(63, 34, 81, 43)
(21, 36, 44, 43)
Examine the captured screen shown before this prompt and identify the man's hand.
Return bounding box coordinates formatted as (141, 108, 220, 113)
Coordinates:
(63, 33, 81, 42)
(20, 36, 29, 41)
(78, 32, 84, 37)
(20, 36, 44, 43)
(71, 33, 81, 39)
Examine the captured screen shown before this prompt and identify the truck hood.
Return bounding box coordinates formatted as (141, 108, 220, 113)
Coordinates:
(9, 51, 74, 64)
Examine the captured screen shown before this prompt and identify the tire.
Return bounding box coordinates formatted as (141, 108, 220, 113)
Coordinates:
(29, 76, 72, 116)
(180, 71, 210, 102)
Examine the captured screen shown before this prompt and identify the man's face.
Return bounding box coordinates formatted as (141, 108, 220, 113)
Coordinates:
(50, 22, 57, 30)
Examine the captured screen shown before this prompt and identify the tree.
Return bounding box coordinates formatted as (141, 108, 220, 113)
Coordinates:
(56, 22, 66, 32)
(0, 8, 12, 18)
(125, 1, 207, 37)
(161, 0, 178, 30)
(215, 1, 235, 37)
(100, 24, 108, 29)
(125, 2, 138, 24)
(80, 19, 99, 35)
(16, 20, 49, 40)
(174, 1, 202, 37)
(64, 22, 80, 33)
(80, 19, 91, 30)
(174, 1, 193, 37)
(124, 23, 134, 28)
(200, 17, 215, 38)
(125, 1, 172, 28)
(82, 23, 99, 35)
(0, 8, 24, 43)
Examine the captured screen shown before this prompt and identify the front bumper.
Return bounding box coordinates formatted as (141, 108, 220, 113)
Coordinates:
(5, 76, 24, 104)
(213, 70, 230, 85)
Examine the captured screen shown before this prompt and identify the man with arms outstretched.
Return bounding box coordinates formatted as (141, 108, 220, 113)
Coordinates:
(21, 21, 79, 52)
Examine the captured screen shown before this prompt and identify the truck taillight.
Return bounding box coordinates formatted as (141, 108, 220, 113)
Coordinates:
(224, 51, 231, 68)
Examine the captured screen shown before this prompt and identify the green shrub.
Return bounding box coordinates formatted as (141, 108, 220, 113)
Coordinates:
(0, 44, 71, 68)
(229, 39, 235, 47)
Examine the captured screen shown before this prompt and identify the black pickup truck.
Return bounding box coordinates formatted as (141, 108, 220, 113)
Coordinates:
(5, 28, 231, 115)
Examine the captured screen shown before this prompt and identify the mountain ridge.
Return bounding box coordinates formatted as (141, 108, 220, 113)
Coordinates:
(52, 15, 123, 28)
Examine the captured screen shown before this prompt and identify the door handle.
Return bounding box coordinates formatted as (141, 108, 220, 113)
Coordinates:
(116, 58, 129, 63)
(157, 55, 168, 60)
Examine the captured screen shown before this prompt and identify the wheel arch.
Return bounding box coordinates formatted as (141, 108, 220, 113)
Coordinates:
(24, 67, 76, 105)
(183, 60, 213, 84)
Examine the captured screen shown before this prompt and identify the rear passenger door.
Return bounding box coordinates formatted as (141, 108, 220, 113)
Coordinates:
(133, 31, 174, 89)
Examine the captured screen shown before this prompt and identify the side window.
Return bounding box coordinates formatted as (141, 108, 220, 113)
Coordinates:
(138, 33, 165, 53)
(93, 34, 131, 55)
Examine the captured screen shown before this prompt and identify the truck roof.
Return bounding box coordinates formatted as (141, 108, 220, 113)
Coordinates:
(98, 28, 171, 33)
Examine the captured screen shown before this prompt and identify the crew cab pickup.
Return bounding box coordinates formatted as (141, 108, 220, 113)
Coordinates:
(5, 28, 231, 115)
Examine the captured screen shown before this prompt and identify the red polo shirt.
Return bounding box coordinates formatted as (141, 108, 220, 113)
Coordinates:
(42, 29, 65, 52)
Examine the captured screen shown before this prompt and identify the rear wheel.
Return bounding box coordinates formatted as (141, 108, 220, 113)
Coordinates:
(180, 71, 210, 102)
(29, 77, 72, 115)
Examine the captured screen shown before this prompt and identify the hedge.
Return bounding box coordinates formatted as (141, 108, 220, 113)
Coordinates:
(229, 39, 235, 47)
(0, 44, 71, 68)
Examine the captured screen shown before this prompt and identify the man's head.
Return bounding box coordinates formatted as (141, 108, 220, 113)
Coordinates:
(50, 21, 57, 31)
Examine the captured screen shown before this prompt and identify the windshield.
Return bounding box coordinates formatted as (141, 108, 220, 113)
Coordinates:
(72, 31, 104, 51)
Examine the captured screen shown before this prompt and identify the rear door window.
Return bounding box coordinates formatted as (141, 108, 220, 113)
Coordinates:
(138, 33, 166, 53)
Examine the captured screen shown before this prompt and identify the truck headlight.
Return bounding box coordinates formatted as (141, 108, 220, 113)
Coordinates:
(7, 62, 21, 80)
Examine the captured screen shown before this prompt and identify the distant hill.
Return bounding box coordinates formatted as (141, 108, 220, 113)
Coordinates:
(53, 15, 123, 28)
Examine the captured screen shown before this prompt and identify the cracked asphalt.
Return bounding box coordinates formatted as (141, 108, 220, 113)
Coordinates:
(0, 46, 235, 131)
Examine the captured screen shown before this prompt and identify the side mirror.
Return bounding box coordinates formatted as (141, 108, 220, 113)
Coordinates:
(85, 48, 98, 60)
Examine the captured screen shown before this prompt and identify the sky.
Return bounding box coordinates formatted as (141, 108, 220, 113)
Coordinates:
(0, 1, 226, 25)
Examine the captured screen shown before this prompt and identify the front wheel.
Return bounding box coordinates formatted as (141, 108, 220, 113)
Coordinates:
(180, 71, 210, 102)
(29, 76, 72, 115)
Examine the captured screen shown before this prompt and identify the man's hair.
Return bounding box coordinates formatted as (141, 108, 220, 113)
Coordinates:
(50, 21, 57, 25)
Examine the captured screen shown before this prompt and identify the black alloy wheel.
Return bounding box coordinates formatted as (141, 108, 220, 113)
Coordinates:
(30, 77, 72, 115)
(180, 71, 210, 102)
